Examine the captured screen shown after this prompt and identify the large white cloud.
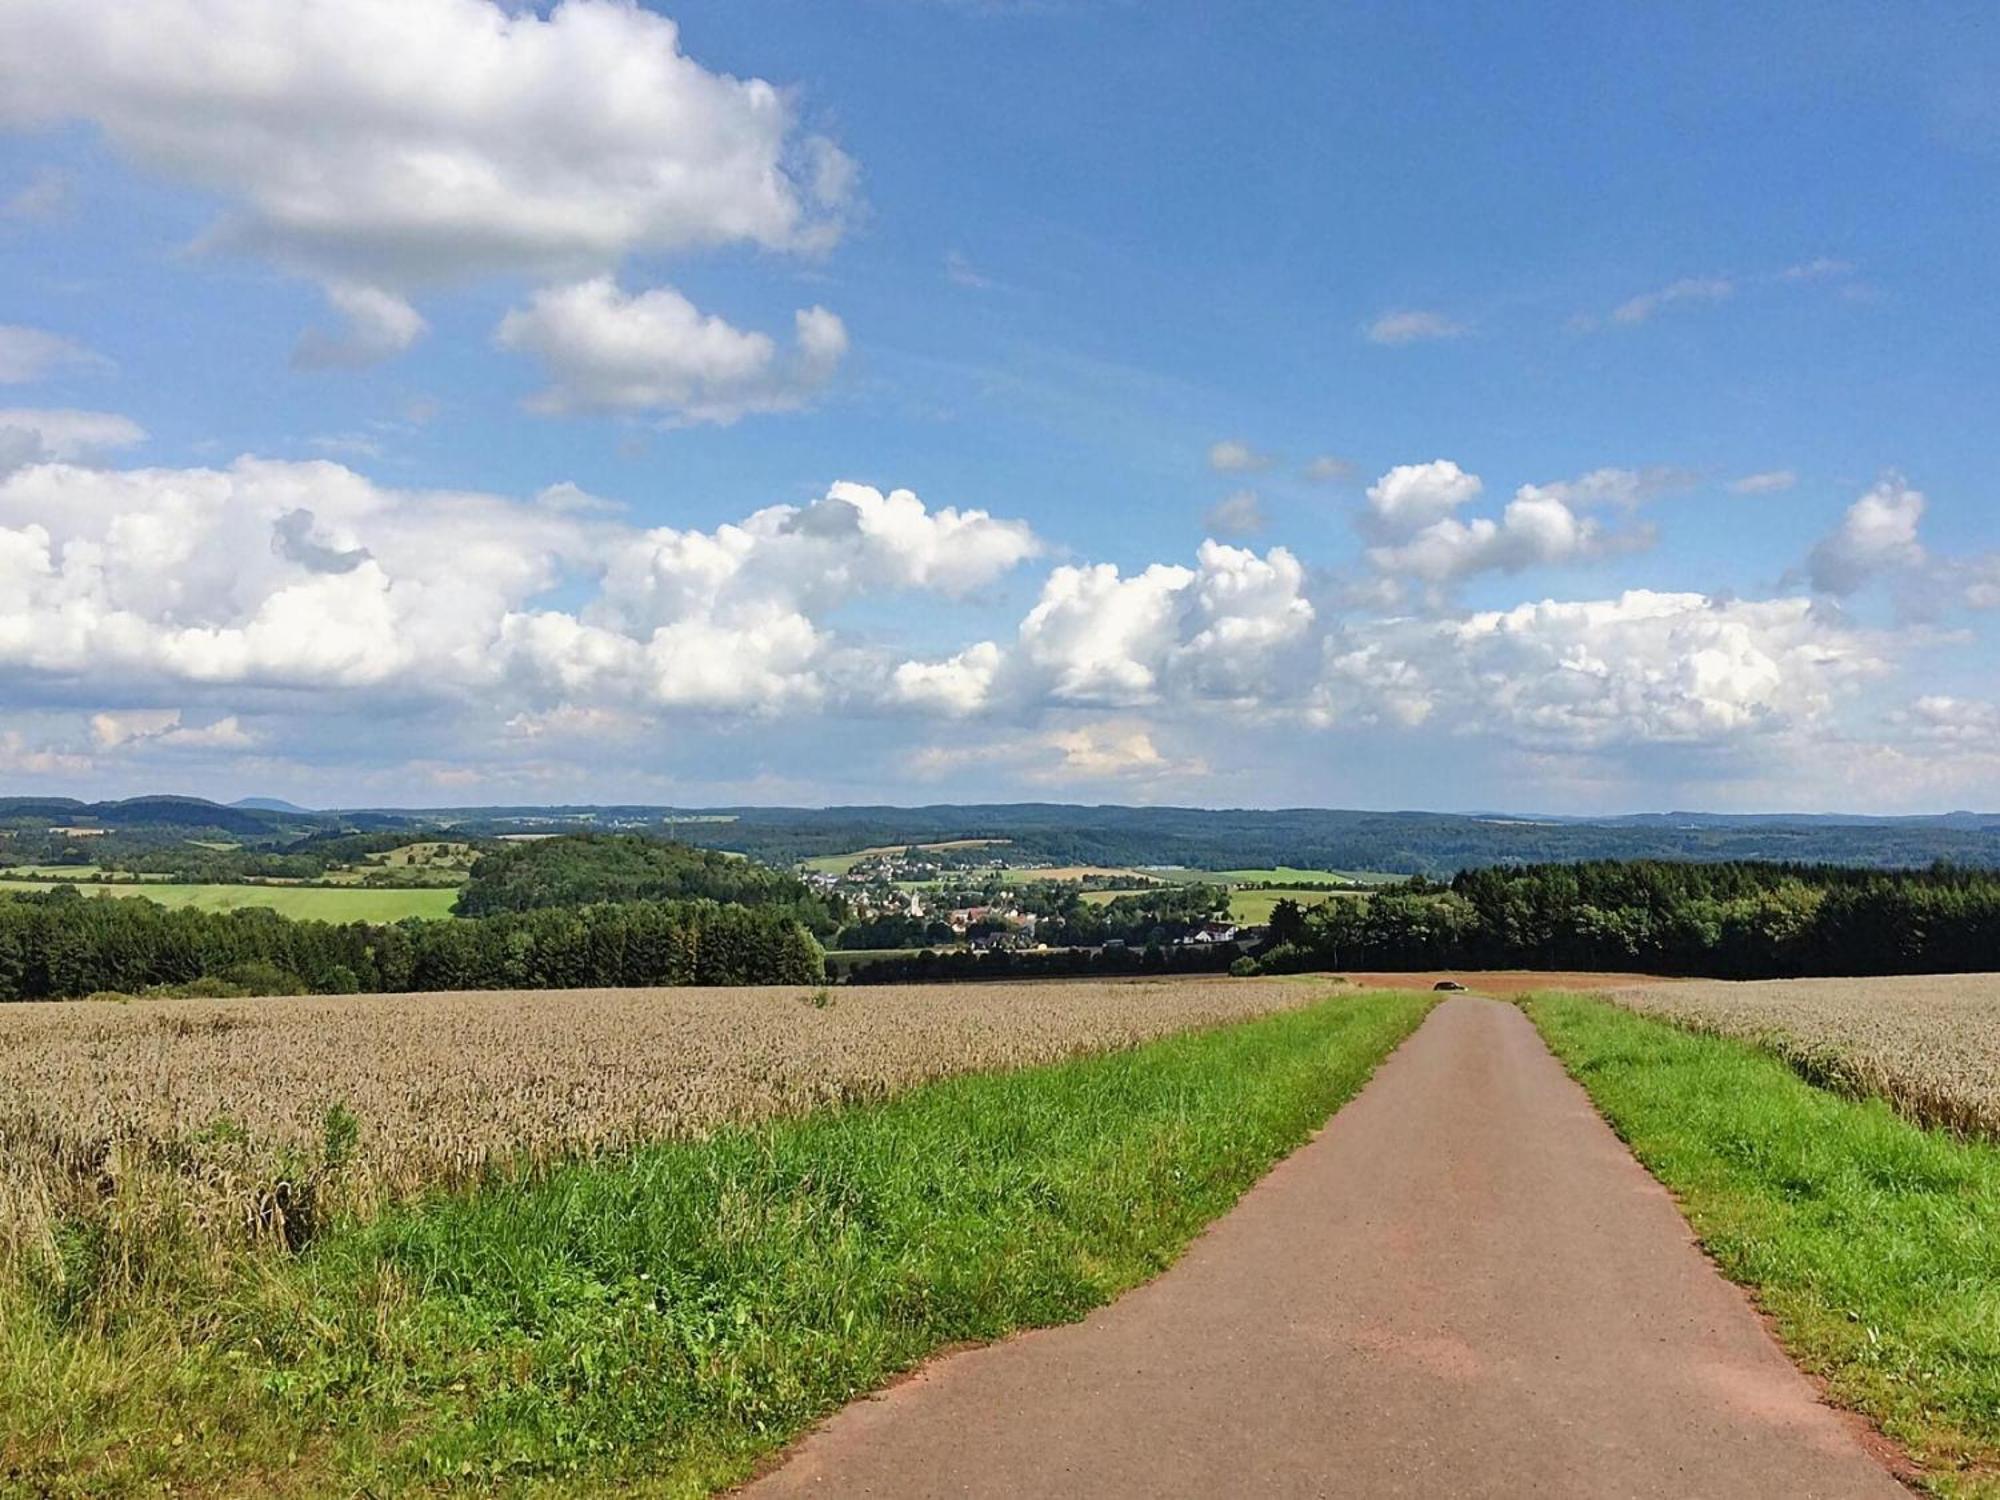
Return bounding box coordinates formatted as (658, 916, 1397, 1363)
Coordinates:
(0, 0, 855, 367)
(0, 0, 851, 285)
(1361, 462, 1650, 583)
(900, 539, 1317, 715)
(1363, 460, 1482, 539)
(495, 277, 847, 423)
(0, 459, 1037, 719)
(0, 446, 1987, 799)
(1325, 591, 1885, 748)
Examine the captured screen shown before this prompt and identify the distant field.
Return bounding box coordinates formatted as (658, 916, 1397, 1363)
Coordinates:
(1079, 887, 1147, 906)
(1205, 867, 1400, 885)
(0, 864, 108, 879)
(322, 839, 475, 886)
(1229, 886, 1367, 923)
(0, 880, 459, 922)
(999, 864, 1155, 884)
(803, 838, 1011, 876)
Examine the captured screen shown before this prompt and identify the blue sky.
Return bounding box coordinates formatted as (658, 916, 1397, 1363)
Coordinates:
(0, 0, 1994, 811)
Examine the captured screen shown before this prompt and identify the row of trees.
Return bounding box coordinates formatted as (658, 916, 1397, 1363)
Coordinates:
(845, 941, 1246, 984)
(1260, 861, 2000, 977)
(0, 888, 823, 1001)
(1009, 881, 1232, 947)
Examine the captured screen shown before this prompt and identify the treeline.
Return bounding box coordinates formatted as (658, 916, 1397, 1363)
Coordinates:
(845, 942, 1247, 984)
(1268, 861, 2000, 978)
(454, 834, 844, 934)
(0, 888, 823, 1001)
(1018, 882, 1231, 947)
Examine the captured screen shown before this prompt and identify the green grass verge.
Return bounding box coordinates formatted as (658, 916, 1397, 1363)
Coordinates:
(0, 880, 460, 921)
(1525, 992, 2000, 1497)
(6, 989, 1428, 1497)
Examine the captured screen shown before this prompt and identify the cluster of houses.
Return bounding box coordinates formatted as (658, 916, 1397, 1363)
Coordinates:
(804, 851, 1262, 954)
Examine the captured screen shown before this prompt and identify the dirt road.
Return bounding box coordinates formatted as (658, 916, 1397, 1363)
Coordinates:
(1336, 969, 1678, 997)
(744, 997, 1904, 1499)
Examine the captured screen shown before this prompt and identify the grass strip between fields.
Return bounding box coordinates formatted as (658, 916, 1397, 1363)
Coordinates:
(1525, 993, 2000, 1498)
(3, 988, 1429, 1498)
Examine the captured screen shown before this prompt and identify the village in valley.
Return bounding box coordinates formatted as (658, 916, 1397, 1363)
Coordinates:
(796, 840, 1332, 957)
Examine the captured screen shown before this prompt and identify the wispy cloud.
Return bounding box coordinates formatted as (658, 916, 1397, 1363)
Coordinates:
(1778, 257, 1855, 282)
(1365, 308, 1467, 345)
(1730, 469, 1798, 495)
(2, 166, 72, 223)
(943, 249, 995, 289)
(1203, 488, 1266, 536)
(0, 324, 108, 383)
(1579, 259, 1860, 331)
(1610, 276, 1735, 326)
(1207, 438, 1271, 473)
(1303, 454, 1357, 483)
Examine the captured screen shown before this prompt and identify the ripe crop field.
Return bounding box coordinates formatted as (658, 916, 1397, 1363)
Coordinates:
(0, 976, 1327, 1262)
(1607, 973, 2000, 1137)
(0, 982, 1421, 1496)
(0, 879, 459, 921)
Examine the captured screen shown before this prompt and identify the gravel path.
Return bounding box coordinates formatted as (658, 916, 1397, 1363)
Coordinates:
(743, 996, 1906, 1499)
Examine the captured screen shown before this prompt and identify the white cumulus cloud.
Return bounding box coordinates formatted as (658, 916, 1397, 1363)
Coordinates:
(1806, 477, 1927, 595)
(0, 460, 1037, 721)
(1327, 591, 1885, 749)
(495, 277, 847, 423)
(1361, 462, 1654, 584)
(1362, 460, 1484, 539)
(0, 0, 856, 369)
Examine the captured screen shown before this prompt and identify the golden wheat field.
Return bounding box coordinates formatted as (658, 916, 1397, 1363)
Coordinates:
(1607, 973, 2000, 1137)
(0, 976, 1334, 1260)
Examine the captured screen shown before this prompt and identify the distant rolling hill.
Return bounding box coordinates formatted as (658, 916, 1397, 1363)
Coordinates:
(4, 797, 1995, 875)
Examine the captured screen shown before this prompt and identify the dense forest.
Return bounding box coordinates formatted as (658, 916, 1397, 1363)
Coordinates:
(0, 888, 823, 1000)
(452, 834, 844, 933)
(1258, 861, 2000, 978)
(847, 862, 2000, 983)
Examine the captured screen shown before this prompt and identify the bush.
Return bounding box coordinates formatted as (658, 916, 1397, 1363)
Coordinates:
(221, 959, 306, 996)
(1254, 942, 1310, 973)
(1229, 955, 1261, 977)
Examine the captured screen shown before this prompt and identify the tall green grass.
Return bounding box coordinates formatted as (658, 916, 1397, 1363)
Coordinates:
(4, 990, 1428, 1497)
(1527, 993, 2000, 1497)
